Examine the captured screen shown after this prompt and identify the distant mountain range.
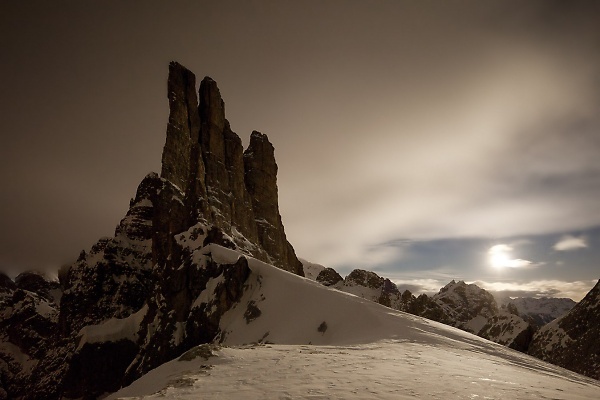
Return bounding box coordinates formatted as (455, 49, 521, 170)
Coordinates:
(1, 63, 598, 399)
(497, 295, 576, 327)
(302, 260, 598, 379)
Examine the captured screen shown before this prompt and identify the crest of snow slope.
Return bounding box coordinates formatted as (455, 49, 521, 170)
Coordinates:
(110, 246, 600, 399)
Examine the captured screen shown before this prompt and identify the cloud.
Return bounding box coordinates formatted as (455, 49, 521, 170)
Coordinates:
(487, 244, 533, 269)
(284, 41, 600, 268)
(380, 277, 597, 302)
(393, 279, 447, 295)
(553, 235, 588, 251)
(474, 279, 597, 302)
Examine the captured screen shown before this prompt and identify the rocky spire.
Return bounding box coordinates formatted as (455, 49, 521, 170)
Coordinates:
(244, 131, 304, 275)
(159, 63, 302, 274)
(198, 77, 259, 244)
(160, 61, 202, 194)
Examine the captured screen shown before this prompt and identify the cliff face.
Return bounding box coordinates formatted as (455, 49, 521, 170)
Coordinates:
(0, 62, 304, 400)
(244, 131, 303, 274)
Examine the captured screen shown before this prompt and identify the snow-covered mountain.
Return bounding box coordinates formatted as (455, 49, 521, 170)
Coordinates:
(528, 279, 600, 380)
(499, 296, 576, 327)
(433, 280, 534, 351)
(108, 249, 600, 399)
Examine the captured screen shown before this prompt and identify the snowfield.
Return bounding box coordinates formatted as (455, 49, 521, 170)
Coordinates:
(109, 246, 600, 399)
(109, 341, 599, 400)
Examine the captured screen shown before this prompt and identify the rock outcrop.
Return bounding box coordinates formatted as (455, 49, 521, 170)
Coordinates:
(528, 279, 600, 380)
(316, 268, 343, 287)
(3, 62, 304, 399)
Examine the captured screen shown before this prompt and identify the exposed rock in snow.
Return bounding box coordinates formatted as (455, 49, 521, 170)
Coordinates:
(316, 267, 344, 287)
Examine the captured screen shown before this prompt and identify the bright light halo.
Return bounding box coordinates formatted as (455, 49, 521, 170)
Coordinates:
(487, 244, 532, 269)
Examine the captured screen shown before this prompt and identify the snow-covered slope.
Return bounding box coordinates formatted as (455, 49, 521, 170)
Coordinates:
(110, 249, 600, 399)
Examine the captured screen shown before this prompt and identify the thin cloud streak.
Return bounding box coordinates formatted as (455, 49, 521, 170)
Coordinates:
(474, 279, 597, 302)
(553, 235, 588, 251)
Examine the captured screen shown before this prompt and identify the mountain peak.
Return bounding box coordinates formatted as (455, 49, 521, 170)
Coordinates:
(0, 63, 304, 398)
(158, 62, 302, 274)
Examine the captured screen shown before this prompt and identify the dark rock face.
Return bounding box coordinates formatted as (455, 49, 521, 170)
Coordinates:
(316, 268, 343, 286)
(528, 279, 600, 380)
(6, 62, 305, 399)
(340, 269, 402, 308)
(398, 291, 449, 324)
(159, 63, 299, 273)
(244, 131, 304, 275)
(345, 269, 386, 289)
(14, 272, 60, 304)
(161, 62, 203, 196)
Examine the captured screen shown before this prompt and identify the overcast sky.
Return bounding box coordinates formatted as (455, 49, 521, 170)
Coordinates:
(1, 1, 599, 300)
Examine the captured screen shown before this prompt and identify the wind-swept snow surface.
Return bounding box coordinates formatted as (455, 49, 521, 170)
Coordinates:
(110, 246, 600, 399)
(110, 341, 599, 399)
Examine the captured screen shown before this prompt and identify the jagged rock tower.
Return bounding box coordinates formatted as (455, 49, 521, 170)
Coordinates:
(3, 62, 303, 400)
(161, 62, 303, 275)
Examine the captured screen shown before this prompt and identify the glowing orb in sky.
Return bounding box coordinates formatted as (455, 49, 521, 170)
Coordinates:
(488, 244, 532, 269)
